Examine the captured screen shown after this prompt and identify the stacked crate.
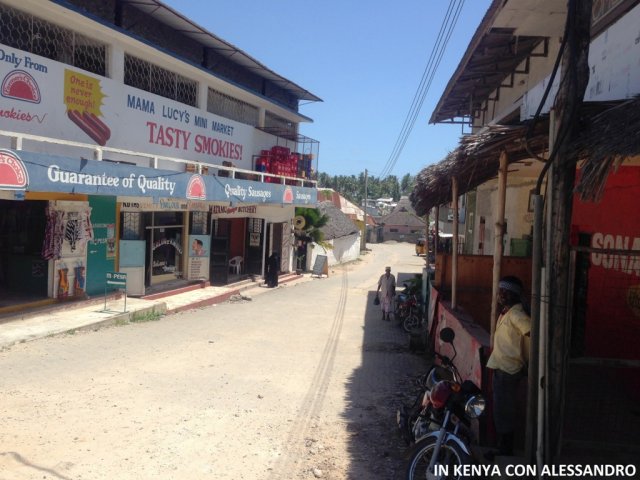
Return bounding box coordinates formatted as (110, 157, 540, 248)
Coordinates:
(255, 146, 310, 181)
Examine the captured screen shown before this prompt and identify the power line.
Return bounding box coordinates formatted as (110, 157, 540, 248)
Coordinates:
(377, 0, 466, 179)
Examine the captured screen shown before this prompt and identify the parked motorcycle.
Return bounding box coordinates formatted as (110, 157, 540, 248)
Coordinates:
(404, 328, 486, 480)
(395, 279, 423, 332)
(397, 328, 461, 445)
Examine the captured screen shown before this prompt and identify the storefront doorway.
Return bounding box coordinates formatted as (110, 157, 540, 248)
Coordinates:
(0, 199, 48, 308)
(144, 211, 185, 286)
(210, 217, 254, 285)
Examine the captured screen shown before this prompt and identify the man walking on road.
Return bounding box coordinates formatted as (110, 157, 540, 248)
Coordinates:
(377, 266, 396, 321)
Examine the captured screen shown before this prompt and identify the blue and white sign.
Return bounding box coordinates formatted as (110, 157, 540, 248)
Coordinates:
(0, 149, 317, 205)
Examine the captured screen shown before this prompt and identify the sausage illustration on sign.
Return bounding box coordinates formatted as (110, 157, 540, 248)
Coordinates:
(67, 109, 111, 146)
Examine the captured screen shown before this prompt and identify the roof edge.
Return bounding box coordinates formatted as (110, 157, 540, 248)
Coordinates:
(429, 0, 505, 124)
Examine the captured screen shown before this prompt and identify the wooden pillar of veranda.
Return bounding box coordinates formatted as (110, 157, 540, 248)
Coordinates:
(490, 151, 509, 346)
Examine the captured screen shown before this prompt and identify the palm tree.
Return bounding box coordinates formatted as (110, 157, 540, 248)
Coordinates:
(295, 207, 329, 244)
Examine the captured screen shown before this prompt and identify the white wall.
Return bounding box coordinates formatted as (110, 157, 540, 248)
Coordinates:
(307, 233, 361, 270)
(472, 178, 537, 256)
(522, 3, 640, 119)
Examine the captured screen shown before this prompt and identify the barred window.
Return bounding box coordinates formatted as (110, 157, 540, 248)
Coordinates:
(0, 4, 106, 76)
(121, 212, 143, 240)
(189, 211, 209, 235)
(265, 112, 296, 137)
(125, 54, 197, 107)
(207, 88, 258, 126)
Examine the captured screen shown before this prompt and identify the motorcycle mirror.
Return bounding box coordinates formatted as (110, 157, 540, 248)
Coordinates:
(439, 327, 455, 344)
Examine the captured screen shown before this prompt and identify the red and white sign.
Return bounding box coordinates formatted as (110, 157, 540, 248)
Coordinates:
(572, 166, 640, 360)
(0, 149, 29, 189)
(0, 44, 254, 169)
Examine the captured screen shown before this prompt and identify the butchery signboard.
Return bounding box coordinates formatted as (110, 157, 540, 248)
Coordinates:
(0, 149, 316, 206)
(0, 44, 255, 169)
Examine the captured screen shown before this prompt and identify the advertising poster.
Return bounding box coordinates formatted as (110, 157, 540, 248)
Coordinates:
(187, 234, 210, 281)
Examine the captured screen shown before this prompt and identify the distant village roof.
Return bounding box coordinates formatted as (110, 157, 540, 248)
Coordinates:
(382, 196, 427, 227)
(317, 201, 360, 240)
(318, 189, 364, 221)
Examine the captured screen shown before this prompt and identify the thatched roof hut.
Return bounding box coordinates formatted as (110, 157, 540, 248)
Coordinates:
(317, 201, 359, 240)
(410, 119, 549, 216)
(411, 97, 640, 216)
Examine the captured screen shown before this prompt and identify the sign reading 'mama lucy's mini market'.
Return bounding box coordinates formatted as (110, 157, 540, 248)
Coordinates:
(0, 149, 317, 206)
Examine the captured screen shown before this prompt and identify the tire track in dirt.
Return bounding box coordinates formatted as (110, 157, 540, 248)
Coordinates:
(267, 266, 349, 479)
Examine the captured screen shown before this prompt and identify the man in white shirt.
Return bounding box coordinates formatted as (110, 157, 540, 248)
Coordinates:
(376, 266, 396, 321)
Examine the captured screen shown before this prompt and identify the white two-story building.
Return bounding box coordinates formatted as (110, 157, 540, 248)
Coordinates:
(0, 0, 321, 308)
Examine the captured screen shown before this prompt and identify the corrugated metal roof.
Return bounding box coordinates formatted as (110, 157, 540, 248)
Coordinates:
(113, 0, 322, 103)
(430, 0, 566, 124)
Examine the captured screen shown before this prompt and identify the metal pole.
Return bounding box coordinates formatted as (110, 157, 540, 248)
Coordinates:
(526, 193, 543, 465)
(363, 169, 368, 249)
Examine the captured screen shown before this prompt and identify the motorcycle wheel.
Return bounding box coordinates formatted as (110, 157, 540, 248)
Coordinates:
(405, 437, 471, 480)
(403, 313, 421, 333)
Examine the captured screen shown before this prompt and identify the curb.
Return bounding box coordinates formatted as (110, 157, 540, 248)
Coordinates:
(74, 303, 169, 333)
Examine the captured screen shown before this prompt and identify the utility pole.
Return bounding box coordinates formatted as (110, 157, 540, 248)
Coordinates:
(363, 169, 368, 249)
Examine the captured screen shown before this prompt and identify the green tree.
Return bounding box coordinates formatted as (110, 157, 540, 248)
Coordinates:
(316, 171, 412, 204)
(400, 174, 415, 195)
(294, 207, 329, 244)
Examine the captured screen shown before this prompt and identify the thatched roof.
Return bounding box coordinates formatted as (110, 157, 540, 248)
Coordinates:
(410, 120, 548, 216)
(573, 96, 640, 201)
(317, 201, 359, 240)
(381, 196, 427, 226)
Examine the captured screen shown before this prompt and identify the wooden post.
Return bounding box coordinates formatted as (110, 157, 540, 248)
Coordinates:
(490, 151, 508, 346)
(547, 0, 592, 460)
(434, 205, 440, 257)
(452, 177, 459, 309)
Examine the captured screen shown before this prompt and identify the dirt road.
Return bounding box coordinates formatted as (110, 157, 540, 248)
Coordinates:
(0, 242, 430, 479)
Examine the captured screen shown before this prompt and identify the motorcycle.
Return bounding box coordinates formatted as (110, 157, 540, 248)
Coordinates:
(404, 328, 486, 480)
(397, 328, 461, 445)
(395, 281, 423, 332)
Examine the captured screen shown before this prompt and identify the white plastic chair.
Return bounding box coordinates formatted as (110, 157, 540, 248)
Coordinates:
(229, 256, 243, 275)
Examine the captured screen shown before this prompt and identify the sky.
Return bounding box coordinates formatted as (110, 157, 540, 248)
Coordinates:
(162, 0, 492, 178)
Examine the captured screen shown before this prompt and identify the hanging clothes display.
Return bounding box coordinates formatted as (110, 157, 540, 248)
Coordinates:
(42, 206, 94, 259)
(42, 208, 66, 260)
(74, 264, 86, 297)
(64, 212, 81, 252)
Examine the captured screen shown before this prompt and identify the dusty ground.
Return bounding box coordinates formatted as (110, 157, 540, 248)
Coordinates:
(0, 242, 430, 479)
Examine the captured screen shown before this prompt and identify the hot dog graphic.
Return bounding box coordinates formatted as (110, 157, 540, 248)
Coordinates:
(67, 109, 111, 146)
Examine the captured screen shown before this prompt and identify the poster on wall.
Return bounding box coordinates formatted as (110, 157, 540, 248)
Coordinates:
(249, 233, 260, 247)
(187, 234, 210, 281)
(106, 224, 116, 259)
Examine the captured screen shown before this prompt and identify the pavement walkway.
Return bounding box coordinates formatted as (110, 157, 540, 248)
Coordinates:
(0, 273, 310, 350)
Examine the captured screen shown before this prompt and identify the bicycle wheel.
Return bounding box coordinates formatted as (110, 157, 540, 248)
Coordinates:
(403, 313, 421, 333)
(405, 436, 471, 480)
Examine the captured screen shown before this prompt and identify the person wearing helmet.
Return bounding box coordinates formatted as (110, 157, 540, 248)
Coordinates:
(376, 266, 396, 321)
(487, 275, 531, 456)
